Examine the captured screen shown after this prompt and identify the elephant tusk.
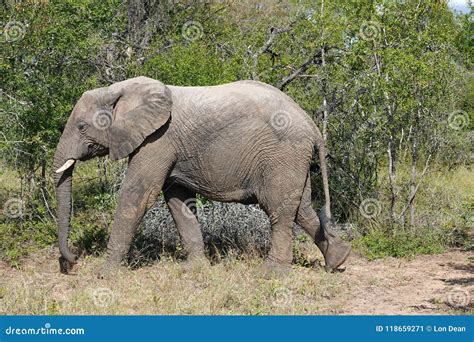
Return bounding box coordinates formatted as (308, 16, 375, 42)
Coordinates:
(55, 159, 75, 173)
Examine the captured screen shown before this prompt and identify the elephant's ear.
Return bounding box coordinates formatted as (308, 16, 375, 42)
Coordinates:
(108, 78, 172, 161)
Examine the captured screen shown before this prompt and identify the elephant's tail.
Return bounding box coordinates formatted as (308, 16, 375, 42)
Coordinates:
(313, 133, 332, 230)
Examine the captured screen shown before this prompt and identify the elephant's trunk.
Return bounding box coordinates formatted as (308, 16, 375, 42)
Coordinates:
(53, 137, 78, 272)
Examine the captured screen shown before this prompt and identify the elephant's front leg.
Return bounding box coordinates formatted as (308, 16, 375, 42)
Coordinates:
(98, 161, 169, 278)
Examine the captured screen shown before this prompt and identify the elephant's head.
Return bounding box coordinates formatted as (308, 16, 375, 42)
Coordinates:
(53, 76, 172, 271)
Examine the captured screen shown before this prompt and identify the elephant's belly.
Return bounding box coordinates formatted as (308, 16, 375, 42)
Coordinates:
(168, 162, 257, 204)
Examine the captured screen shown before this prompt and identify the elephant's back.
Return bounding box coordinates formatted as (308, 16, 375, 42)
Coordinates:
(167, 81, 317, 141)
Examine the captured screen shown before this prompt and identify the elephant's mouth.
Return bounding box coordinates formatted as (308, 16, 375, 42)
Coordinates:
(55, 148, 109, 174)
(85, 144, 109, 159)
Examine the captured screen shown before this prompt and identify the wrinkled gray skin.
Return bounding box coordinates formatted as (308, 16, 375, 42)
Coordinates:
(53, 76, 351, 277)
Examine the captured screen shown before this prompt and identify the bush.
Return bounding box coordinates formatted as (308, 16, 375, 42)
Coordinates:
(352, 229, 445, 260)
(0, 220, 57, 267)
(130, 198, 272, 267)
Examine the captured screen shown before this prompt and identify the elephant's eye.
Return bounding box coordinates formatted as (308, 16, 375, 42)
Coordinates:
(77, 122, 87, 131)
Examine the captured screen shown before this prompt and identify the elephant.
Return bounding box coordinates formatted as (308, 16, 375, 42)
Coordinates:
(53, 76, 351, 277)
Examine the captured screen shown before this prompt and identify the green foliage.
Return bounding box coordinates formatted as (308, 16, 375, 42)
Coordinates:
(292, 234, 316, 268)
(0, 223, 29, 267)
(141, 44, 241, 86)
(352, 165, 472, 260)
(1, 0, 126, 165)
(69, 215, 109, 257)
(0, 220, 57, 267)
(353, 229, 445, 260)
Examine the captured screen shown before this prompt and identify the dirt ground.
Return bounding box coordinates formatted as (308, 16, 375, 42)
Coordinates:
(0, 247, 472, 315)
(336, 250, 473, 314)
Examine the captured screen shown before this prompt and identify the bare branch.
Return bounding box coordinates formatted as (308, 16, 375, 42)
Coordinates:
(397, 154, 432, 221)
(277, 45, 337, 90)
(251, 26, 293, 80)
(40, 187, 57, 222)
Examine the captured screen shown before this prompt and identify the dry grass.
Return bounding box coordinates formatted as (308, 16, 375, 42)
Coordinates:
(1, 245, 472, 315)
(0, 244, 346, 315)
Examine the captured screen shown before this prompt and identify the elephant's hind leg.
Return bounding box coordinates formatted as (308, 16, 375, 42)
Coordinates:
(163, 183, 206, 261)
(295, 174, 351, 271)
(259, 173, 305, 274)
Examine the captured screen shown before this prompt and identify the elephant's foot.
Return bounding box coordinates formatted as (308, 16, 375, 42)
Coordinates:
(318, 235, 351, 272)
(58, 256, 75, 275)
(97, 260, 122, 279)
(181, 254, 210, 273)
(260, 259, 291, 279)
